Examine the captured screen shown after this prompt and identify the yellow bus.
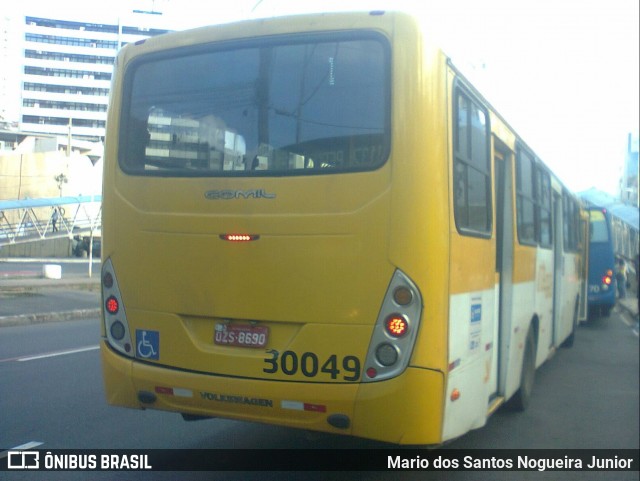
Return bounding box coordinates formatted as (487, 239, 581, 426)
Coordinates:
(101, 10, 587, 445)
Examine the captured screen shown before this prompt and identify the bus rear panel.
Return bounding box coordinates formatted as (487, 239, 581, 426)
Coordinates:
(587, 207, 616, 317)
(101, 12, 449, 445)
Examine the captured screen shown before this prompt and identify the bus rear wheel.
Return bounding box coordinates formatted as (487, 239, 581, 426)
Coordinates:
(508, 327, 536, 412)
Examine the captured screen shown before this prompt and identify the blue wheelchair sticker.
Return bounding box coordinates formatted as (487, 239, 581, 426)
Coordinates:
(136, 330, 159, 360)
(471, 302, 482, 323)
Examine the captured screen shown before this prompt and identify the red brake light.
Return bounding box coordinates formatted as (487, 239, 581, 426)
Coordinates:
(385, 314, 408, 338)
(106, 296, 119, 314)
(220, 234, 259, 242)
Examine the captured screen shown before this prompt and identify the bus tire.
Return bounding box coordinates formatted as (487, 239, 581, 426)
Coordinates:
(508, 327, 536, 412)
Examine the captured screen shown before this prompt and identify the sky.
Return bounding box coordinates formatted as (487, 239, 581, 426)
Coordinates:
(10, 0, 640, 194)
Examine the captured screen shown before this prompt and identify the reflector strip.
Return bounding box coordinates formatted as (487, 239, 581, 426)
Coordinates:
(304, 403, 327, 413)
(281, 400, 327, 413)
(448, 358, 461, 372)
(174, 389, 192, 398)
(155, 386, 193, 398)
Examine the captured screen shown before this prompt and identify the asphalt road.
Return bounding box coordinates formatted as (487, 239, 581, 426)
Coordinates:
(0, 288, 99, 318)
(0, 260, 100, 324)
(0, 308, 638, 481)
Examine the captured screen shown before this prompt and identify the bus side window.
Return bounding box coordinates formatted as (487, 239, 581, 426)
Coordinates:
(536, 167, 552, 248)
(516, 147, 536, 245)
(453, 86, 491, 236)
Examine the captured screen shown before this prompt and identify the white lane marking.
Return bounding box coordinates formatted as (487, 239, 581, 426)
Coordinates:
(0, 441, 44, 459)
(617, 309, 639, 337)
(16, 345, 99, 362)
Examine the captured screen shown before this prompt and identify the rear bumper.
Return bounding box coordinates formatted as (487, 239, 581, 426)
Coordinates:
(101, 341, 444, 445)
(588, 289, 615, 307)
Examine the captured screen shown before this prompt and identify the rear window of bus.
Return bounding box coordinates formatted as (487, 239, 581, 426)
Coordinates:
(589, 210, 610, 243)
(118, 32, 390, 177)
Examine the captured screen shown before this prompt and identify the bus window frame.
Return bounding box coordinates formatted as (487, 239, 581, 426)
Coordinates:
(562, 190, 581, 253)
(515, 144, 538, 247)
(116, 30, 392, 178)
(452, 79, 493, 239)
(535, 164, 552, 249)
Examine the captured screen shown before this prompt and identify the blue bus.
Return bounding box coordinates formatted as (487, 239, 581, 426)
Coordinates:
(587, 207, 616, 317)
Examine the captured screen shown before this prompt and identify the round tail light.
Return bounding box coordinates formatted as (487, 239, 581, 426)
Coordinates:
(385, 314, 409, 338)
(376, 343, 399, 366)
(106, 296, 119, 315)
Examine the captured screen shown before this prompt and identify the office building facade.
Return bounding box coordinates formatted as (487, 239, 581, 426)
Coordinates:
(15, 10, 171, 143)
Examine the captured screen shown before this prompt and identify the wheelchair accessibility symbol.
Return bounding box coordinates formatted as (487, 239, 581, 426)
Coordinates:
(136, 330, 159, 360)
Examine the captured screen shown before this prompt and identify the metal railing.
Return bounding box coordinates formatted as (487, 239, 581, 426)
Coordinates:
(0, 195, 101, 247)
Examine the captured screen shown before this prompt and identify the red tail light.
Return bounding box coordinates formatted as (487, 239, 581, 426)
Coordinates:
(102, 258, 133, 357)
(106, 296, 119, 314)
(363, 270, 422, 383)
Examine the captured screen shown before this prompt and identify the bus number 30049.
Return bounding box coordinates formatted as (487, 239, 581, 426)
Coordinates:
(263, 350, 361, 381)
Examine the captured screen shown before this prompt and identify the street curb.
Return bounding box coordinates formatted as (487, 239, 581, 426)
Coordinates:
(0, 308, 101, 328)
(0, 257, 101, 263)
(0, 281, 100, 293)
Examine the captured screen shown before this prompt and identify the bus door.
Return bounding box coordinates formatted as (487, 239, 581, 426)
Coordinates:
(493, 142, 514, 399)
(552, 192, 564, 346)
(578, 213, 589, 322)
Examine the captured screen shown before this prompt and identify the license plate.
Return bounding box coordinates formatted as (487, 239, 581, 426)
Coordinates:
(214, 323, 268, 348)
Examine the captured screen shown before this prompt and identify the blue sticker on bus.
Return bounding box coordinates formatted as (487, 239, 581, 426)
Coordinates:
(470, 302, 482, 323)
(136, 329, 159, 360)
(469, 298, 482, 354)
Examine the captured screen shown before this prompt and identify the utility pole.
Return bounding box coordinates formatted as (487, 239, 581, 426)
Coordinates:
(67, 117, 72, 157)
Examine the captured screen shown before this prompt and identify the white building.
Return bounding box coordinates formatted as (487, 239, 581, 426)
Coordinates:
(1, 13, 22, 123)
(2, 7, 172, 143)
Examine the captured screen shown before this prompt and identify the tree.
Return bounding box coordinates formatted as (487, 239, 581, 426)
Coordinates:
(54, 173, 68, 197)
